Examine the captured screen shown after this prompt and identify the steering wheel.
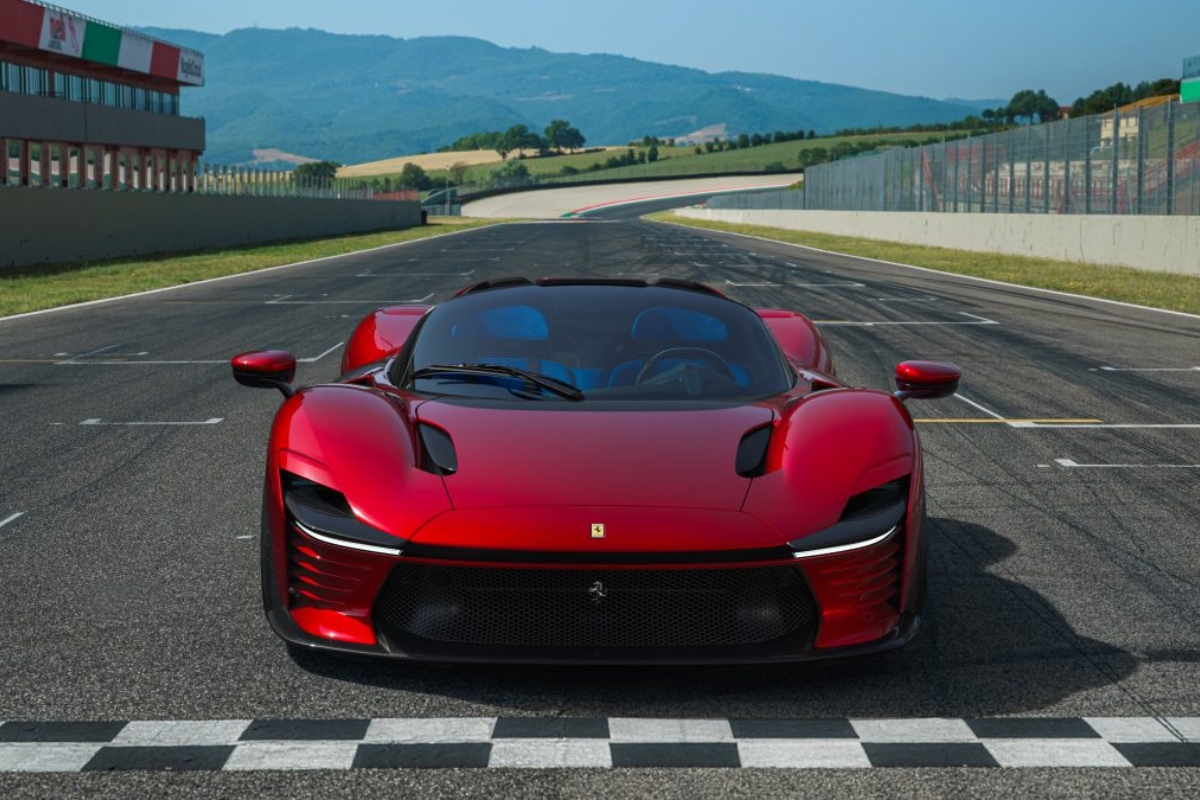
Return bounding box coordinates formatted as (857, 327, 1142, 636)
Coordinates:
(635, 347, 736, 384)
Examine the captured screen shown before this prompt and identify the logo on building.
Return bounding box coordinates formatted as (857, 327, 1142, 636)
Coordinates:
(179, 53, 205, 85)
(41, 12, 85, 59)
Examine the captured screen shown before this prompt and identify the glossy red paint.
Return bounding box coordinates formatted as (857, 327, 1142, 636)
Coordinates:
(340, 306, 430, 374)
(414, 402, 771, 513)
(267, 386, 450, 540)
(285, 523, 395, 646)
(743, 389, 916, 541)
(231, 350, 296, 387)
(756, 309, 835, 374)
(410, 506, 785, 553)
(236, 279, 960, 662)
(895, 360, 961, 399)
(799, 533, 903, 649)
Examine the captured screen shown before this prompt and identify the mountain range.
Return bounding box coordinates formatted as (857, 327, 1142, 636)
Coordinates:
(145, 27, 987, 167)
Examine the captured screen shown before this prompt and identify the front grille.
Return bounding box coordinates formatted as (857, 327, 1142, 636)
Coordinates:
(374, 563, 816, 652)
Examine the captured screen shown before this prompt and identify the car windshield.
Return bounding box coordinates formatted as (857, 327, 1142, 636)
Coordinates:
(403, 284, 792, 402)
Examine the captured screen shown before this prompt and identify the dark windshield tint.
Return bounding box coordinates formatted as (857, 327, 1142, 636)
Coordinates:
(406, 285, 791, 401)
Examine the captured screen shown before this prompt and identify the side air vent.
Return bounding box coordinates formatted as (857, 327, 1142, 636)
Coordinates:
(735, 425, 772, 478)
(418, 424, 458, 476)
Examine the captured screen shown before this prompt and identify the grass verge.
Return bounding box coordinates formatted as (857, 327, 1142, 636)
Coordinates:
(0, 217, 498, 319)
(650, 212, 1200, 316)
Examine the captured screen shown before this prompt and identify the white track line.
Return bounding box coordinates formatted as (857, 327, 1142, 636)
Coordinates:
(265, 294, 433, 305)
(1055, 458, 1200, 469)
(817, 311, 998, 327)
(1015, 423, 1200, 430)
(953, 393, 1008, 420)
(657, 220, 1200, 321)
(0, 512, 25, 530)
(50, 342, 344, 367)
(358, 269, 477, 278)
(78, 418, 223, 426)
(1097, 366, 1200, 373)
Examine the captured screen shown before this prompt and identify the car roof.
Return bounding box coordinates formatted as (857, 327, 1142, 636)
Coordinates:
(453, 277, 727, 299)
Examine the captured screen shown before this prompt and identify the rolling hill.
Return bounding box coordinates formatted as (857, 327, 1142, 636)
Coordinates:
(145, 26, 981, 166)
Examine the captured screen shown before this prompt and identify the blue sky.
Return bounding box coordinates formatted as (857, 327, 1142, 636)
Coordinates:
(67, 0, 1198, 104)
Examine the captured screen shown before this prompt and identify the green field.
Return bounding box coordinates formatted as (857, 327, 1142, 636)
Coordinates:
(0, 218, 497, 318)
(652, 213, 1200, 316)
(393, 131, 971, 187)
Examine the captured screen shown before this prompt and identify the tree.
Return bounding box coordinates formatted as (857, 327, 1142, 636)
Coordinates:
(502, 124, 545, 158)
(647, 145, 659, 163)
(545, 119, 586, 154)
(558, 124, 585, 153)
(1072, 83, 1135, 116)
(294, 160, 340, 187)
(398, 162, 431, 191)
(448, 161, 468, 186)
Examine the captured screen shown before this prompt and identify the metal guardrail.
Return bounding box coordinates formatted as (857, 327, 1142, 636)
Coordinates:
(193, 164, 380, 200)
(705, 190, 808, 211)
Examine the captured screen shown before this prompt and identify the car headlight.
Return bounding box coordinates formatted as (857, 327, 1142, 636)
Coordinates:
(788, 477, 908, 558)
(282, 471, 405, 556)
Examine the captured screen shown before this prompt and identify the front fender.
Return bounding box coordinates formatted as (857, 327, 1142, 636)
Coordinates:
(742, 389, 916, 540)
(266, 384, 451, 538)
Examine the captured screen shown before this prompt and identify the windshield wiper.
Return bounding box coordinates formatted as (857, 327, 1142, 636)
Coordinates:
(412, 363, 584, 401)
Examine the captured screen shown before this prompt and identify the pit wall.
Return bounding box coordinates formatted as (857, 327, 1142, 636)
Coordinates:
(0, 190, 423, 269)
(675, 208, 1200, 277)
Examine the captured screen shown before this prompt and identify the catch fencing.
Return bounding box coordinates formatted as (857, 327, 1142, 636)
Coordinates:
(1, 151, 417, 201)
(712, 100, 1200, 216)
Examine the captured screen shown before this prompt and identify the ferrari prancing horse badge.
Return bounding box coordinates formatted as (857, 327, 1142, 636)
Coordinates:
(591, 523, 605, 539)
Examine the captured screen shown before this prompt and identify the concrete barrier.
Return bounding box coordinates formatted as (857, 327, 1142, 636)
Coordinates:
(0, 190, 423, 269)
(676, 208, 1200, 277)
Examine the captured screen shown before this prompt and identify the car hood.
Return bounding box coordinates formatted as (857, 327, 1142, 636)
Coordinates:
(414, 401, 774, 511)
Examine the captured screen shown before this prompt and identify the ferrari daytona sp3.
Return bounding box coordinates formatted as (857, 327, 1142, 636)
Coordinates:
(232, 277, 960, 663)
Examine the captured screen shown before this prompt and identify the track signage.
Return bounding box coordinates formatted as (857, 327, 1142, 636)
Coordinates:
(1184, 55, 1200, 103)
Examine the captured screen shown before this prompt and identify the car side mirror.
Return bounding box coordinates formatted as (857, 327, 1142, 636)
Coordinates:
(894, 360, 961, 401)
(232, 350, 297, 399)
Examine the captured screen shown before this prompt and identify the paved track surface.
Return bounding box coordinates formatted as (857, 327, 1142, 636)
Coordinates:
(2, 197, 1200, 795)
(462, 175, 793, 218)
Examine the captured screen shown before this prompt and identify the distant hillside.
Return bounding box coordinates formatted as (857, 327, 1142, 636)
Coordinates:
(144, 26, 979, 165)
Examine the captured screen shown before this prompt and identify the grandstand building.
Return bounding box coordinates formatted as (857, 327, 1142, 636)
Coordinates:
(0, 0, 204, 191)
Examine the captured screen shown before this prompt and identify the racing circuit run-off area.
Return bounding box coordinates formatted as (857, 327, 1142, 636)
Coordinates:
(3, 206, 1200, 798)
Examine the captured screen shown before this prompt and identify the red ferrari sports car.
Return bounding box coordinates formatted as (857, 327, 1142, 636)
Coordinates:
(232, 277, 960, 663)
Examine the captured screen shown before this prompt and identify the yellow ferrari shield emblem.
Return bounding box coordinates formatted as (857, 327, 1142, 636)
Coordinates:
(591, 523, 605, 539)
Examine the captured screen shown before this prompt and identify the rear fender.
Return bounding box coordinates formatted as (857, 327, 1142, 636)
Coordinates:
(756, 309, 834, 374)
(341, 306, 432, 374)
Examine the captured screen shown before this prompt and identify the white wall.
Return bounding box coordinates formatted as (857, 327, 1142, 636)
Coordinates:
(676, 209, 1200, 277)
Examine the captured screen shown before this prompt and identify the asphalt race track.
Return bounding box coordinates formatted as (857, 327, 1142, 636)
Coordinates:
(3, 199, 1200, 797)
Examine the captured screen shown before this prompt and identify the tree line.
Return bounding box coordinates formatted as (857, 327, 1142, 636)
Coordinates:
(978, 78, 1183, 125)
(440, 119, 586, 159)
(294, 75, 1185, 191)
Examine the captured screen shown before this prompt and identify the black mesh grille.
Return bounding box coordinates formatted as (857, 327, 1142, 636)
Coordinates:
(374, 563, 816, 651)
